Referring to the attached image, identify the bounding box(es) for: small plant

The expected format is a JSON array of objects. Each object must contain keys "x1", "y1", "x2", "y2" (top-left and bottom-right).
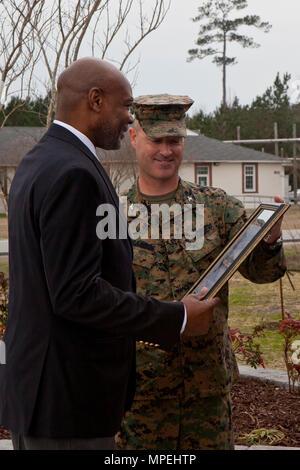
[
  {"x1": 278, "y1": 312, "x2": 300, "y2": 392},
  {"x1": 0, "y1": 272, "x2": 8, "y2": 340},
  {"x1": 229, "y1": 326, "x2": 265, "y2": 369},
  {"x1": 238, "y1": 428, "x2": 285, "y2": 446},
  {"x1": 291, "y1": 340, "x2": 300, "y2": 373}
]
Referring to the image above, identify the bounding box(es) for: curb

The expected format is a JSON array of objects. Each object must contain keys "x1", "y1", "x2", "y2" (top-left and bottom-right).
[
  {"x1": 0, "y1": 440, "x2": 12, "y2": 450},
  {"x1": 238, "y1": 365, "x2": 300, "y2": 391},
  {"x1": 0, "y1": 441, "x2": 299, "y2": 451},
  {"x1": 235, "y1": 445, "x2": 300, "y2": 450}
]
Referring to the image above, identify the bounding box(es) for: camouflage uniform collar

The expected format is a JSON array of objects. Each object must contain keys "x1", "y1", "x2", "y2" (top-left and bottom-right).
[
  {"x1": 127, "y1": 178, "x2": 196, "y2": 206},
  {"x1": 176, "y1": 179, "x2": 198, "y2": 206}
]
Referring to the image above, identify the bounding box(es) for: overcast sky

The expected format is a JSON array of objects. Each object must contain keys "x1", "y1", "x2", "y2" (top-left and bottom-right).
[
  {"x1": 128, "y1": 0, "x2": 300, "y2": 116},
  {"x1": 4, "y1": 0, "x2": 299, "y2": 116}
]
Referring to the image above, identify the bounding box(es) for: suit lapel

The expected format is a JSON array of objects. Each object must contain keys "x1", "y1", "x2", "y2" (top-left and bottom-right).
[{"x1": 46, "y1": 123, "x2": 120, "y2": 210}]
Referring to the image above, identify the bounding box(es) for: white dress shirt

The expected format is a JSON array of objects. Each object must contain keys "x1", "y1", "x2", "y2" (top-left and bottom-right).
[{"x1": 53, "y1": 119, "x2": 99, "y2": 161}]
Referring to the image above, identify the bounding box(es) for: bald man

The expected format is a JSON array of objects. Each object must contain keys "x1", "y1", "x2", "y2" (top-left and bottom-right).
[{"x1": 0, "y1": 58, "x2": 219, "y2": 450}]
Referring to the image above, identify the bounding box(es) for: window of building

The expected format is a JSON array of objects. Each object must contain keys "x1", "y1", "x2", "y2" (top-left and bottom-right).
[
  {"x1": 195, "y1": 164, "x2": 211, "y2": 186},
  {"x1": 243, "y1": 164, "x2": 258, "y2": 193}
]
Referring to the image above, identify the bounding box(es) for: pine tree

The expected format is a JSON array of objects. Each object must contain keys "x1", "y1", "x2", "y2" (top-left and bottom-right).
[
  {"x1": 187, "y1": 73, "x2": 297, "y2": 158},
  {"x1": 187, "y1": 0, "x2": 271, "y2": 108}
]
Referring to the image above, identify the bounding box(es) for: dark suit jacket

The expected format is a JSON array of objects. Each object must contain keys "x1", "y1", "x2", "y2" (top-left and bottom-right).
[{"x1": 0, "y1": 123, "x2": 184, "y2": 437}]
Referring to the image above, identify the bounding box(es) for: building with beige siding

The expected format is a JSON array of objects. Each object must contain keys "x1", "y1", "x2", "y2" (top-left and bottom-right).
[
  {"x1": 0, "y1": 127, "x2": 291, "y2": 212},
  {"x1": 100, "y1": 132, "x2": 291, "y2": 208}
]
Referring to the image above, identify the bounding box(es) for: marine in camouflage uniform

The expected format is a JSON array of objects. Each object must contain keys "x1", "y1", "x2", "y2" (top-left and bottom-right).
[{"x1": 117, "y1": 95, "x2": 286, "y2": 450}]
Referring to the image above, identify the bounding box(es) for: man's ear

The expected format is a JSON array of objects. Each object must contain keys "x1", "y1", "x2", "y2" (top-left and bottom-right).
[
  {"x1": 88, "y1": 87, "x2": 103, "y2": 112},
  {"x1": 129, "y1": 127, "x2": 137, "y2": 149}
]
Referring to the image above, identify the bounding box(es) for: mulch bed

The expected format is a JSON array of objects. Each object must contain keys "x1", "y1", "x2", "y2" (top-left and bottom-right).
[
  {"x1": 0, "y1": 425, "x2": 10, "y2": 440},
  {"x1": 1, "y1": 377, "x2": 299, "y2": 447},
  {"x1": 232, "y1": 377, "x2": 300, "y2": 447}
]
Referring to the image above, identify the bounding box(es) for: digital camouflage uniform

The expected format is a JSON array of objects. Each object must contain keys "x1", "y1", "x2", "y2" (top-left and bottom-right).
[{"x1": 117, "y1": 179, "x2": 286, "y2": 450}]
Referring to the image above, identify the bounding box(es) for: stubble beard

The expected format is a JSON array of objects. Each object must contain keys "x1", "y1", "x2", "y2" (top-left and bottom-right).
[{"x1": 97, "y1": 123, "x2": 122, "y2": 150}]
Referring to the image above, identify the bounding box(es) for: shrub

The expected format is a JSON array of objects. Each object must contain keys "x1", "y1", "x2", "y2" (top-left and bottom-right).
[
  {"x1": 278, "y1": 312, "x2": 300, "y2": 392},
  {"x1": 229, "y1": 326, "x2": 265, "y2": 369},
  {"x1": 0, "y1": 272, "x2": 8, "y2": 340}
]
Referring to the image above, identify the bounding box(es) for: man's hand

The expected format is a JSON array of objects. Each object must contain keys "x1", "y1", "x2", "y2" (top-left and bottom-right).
[
  {"x1": 263, "y1": 195, "x2": 284, "y2": 244},
  {"x1": 182, "y1": 288, "x2": 220, "y2": 337}
]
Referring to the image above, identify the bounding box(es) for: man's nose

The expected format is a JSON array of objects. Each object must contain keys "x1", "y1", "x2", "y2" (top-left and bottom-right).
[
  {"x1": 159, "y1": 142, "x2": 172, "y2": 156},
  {"x1": 128, "y1": 112, "x2": 134, "y2": 124}
]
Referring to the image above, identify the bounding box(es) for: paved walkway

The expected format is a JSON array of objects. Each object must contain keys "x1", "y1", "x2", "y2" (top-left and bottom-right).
[
  {"x1": 0, "y1": 240, "x2": 8, "y2": 255},
  {"x1": 0, "y1": 365, "x2": 299, "y2": 451},
  {"x1": 282, "y1": 229, "x2": 300, "y2": 242},
  {"x1": 238, "y1": 365, "x2": 299, "y2": 390},
  {"x1": 0, "y1": 440, "x2": 11, "y2": 450}
]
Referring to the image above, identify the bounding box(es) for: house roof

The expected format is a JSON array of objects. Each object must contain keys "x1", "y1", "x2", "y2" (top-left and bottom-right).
[
  {"x1": 182, "y1": 134, "x2": 289, "y2": 163},
  {"x1": 99, "y1": 133, "x2": 289, "y2": 165},
  {"x1": 0, "y1": 126, "x2": 290, "y2": 166},
  {"x1": 0, "y1": 127, "x2": 45, "y2": 165}
]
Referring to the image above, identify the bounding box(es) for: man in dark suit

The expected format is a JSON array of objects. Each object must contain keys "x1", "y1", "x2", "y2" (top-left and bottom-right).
[{"x1": 0, "y1": 58, "x2": 219, "y2": 450}]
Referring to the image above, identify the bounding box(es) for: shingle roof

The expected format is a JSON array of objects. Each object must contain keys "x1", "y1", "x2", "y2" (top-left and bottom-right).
[
  {"x1": 183, "y1": 134, "x2": 288, "y2": 163},
  {"x1": 0, "y1": 126, "x2": 289, "y2": 165},
  {"x1": 99, "y1": 133, "x2": 288, "y2": 164},
  {"x1": 0, "y1": 127, "x2": 45, "y2": 165}
]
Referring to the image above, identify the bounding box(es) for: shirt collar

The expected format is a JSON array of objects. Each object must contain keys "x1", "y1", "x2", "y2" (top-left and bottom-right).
[{"x1": 53, "y1": 119, "x2": 99, "y2": 161}]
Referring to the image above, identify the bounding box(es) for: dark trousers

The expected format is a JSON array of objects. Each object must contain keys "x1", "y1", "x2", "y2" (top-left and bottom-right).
[{"x1": 11, "y1": 432, "x2": 115, "y2": 450}]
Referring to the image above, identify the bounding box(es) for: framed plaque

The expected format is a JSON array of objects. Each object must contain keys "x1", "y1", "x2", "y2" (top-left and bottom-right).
[{"x1": 182, "y1": 202, "x2": 290, "y2": 300}]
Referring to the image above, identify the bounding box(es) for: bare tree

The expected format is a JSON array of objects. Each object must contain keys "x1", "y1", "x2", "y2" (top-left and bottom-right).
[
  {"x1": 1, "y1": 0, "x2": 170, "y2": 128},
  {"x1": 29, "y1": 0, "x2": 170, "y2": 127},
  {"x1": 29, "y1": 0, "x2": 110, "y2": 127},
  {"x1": 106, "y1": 159, "x2": 138, "y2": 195},
  {"x1": 93, "y1": 0, "x2": 170, "y2": 85},
  {"x1": 0, "y1": 0, "x2": 43, "y2": 129},
  {"x1": 0, "y1": 168, "x2": 12, "y2": 215}
]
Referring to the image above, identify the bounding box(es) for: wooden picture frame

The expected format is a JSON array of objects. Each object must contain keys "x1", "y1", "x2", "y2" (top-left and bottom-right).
[{"x1": 182, "y1": 202, "x2": 290, "y2": 300}]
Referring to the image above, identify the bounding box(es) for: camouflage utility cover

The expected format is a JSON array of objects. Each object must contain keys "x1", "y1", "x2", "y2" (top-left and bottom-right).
[{"x1": 132, "y1": 94, "x2": 194, "y2": 138}]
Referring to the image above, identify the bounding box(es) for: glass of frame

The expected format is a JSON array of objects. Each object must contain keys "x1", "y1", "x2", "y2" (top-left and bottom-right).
[{"x1": 182, "y1": 202, "x2": 290, "y2": 300}]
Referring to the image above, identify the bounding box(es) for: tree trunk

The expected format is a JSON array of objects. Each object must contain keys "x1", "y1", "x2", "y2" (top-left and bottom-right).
[{"x1": 222, "y1": 32, "x2": 227, "y2": 108}]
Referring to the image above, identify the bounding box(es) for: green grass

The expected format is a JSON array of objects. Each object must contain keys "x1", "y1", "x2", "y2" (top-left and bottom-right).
[
  {"x1": 230, "y1": 286, "x2": 259, "y2": 307},
  {"x1": 284, "y1": 246, "x2": 300, "y2": 272},
  {"x1": 229, "y1": 267, "x2": 300, "y2": 370},
  {"x1": 0, "y1": 217, "x2": 7, "y2": 239},
  {"x1": 254, "y1": 330, "x2": 286, "y2": 368},
  {"x1": 0, "y1": 264, "x2": 8, "y2": 276}
]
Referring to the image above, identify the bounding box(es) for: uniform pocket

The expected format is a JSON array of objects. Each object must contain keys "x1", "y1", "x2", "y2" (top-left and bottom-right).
[
  {"x1": 132, "y1": 240, "x2": 155, "y2": 268},
  {"x1": 187, "y1": 230, "x2": 222, "y2": 270}
]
